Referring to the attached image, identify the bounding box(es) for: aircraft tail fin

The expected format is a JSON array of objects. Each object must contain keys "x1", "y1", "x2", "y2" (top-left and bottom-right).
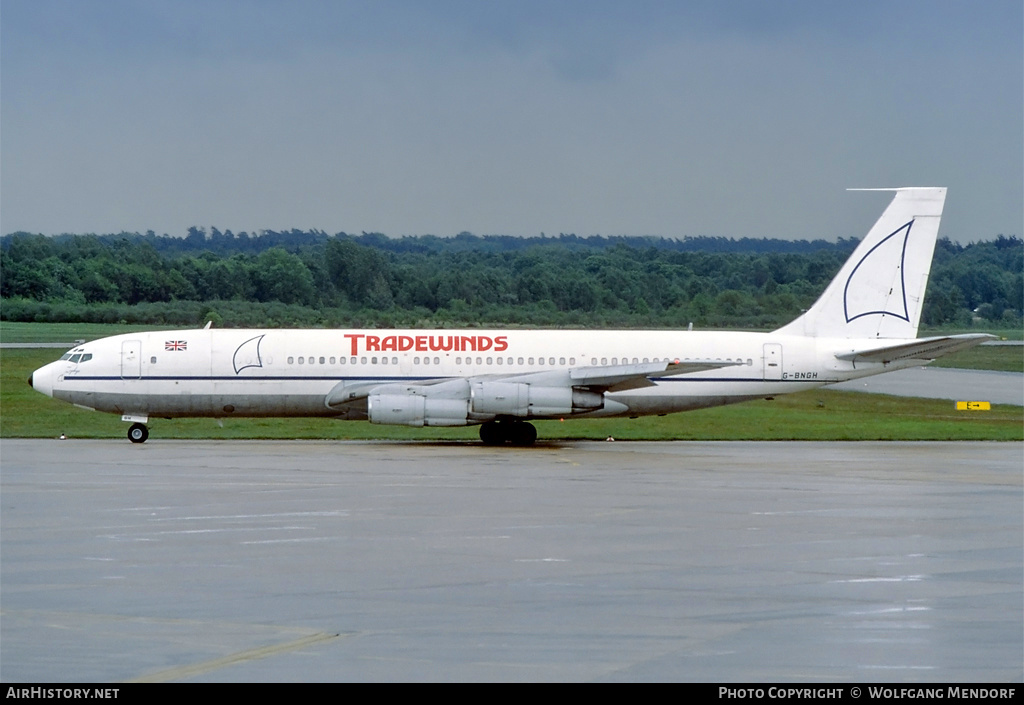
[{"x1": 774, "y1": 188, "x2": 946, "y2": 340}]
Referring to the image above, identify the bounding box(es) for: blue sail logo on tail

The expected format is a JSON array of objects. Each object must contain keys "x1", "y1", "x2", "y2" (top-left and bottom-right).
[{"x1": 843, "y1": 220, "x2": 913, "y2": 324}]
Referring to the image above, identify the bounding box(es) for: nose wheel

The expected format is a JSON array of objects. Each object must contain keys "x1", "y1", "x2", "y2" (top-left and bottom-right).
[{"x1": 128, "y1": 423, "x2": 149, "y2": 443}]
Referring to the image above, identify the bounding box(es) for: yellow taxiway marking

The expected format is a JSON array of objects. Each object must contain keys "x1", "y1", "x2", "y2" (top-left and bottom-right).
[{"x1": 127, "y1": 631, "x2": 342, "y2": 683}]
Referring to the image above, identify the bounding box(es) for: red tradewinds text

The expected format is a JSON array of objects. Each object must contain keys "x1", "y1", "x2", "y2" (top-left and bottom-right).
[{"x1": 344, "y1": 334, "x2": 509, "y2": 355}]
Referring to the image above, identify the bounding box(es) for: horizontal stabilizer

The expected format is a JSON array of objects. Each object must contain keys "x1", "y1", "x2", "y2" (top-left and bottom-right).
[{"x1": 834, "y1": 334, "x2": 996, "y2": 364}]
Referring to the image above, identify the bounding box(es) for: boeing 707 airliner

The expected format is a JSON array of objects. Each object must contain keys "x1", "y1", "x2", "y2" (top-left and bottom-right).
[{"x1": 29, "y1": 188, "x2": 993, "y2": 445}]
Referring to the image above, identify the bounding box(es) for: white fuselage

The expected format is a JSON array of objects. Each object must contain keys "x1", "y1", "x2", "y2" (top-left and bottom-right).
[{"x1": 31, "y1": 327, "x2": 904, "y2": 423}]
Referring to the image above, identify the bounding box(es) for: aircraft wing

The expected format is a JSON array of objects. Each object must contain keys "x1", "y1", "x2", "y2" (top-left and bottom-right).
[
  {"x1": 325, "y1": 358, "x2": 743, "y2": 408},
  {"x1": 570, "y1": 359, "x2": 743, "y2": 392},
  {"x1": 468, "y1": 358, "x2": 744, "y2": 393},
  {"x1": 325, "y1": 380, "x2": 392, "y2": 408},
  {"x1": 833, "y1": 334, "x2": 996, "y2": 365}
]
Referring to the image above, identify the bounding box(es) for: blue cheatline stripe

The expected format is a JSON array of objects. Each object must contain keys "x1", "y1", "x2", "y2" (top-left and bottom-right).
[{"x1": 66, "y1": 375, "x2": 428, "y2": 383}]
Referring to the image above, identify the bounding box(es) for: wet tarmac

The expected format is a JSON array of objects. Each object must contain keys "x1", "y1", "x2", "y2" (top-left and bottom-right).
[
  {"x1": 832, "y1": 367, "x2": 1023, "y2": 406},
  {"x1": 1, "y1": 439, "x2": 1021, "y2": 682}
]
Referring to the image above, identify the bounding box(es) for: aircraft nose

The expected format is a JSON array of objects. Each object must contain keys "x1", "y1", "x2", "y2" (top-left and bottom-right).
[{"x1": 29, "y1": 364, "x2": 55, "y2": 397}]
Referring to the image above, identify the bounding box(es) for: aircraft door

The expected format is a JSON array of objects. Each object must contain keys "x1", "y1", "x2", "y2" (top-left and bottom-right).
[
  {"x1": 763, "y1": 343, "x2": 782, "y2": 381},
  {"x1": 121, "y1": 340, "x2": 142, "y2": 379}
]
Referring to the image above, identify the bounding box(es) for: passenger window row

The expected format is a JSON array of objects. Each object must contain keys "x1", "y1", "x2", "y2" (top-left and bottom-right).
[{"x1": 281, "y1": 356, "x2": 581, "y2": 367}]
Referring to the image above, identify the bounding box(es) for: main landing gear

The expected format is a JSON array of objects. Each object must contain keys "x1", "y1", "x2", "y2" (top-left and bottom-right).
[
  {"x1": 479, "y1": 420, "x2": 538, "y2": 447},
  {"x1": 128, "y1": 423, "x2": 149, "y2": 444}
]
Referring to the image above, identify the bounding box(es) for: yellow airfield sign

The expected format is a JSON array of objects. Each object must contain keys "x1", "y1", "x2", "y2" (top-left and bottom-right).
[{"x1": 956, "y1": 401, "x2": 992, "y2": 411}]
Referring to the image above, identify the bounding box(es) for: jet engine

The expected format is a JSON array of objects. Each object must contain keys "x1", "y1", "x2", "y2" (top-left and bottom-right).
[
  {"x1": 470, "y1": 381, "x2": 603, "y2": 417},
  {"x1": 366, "y1": 381, "x2": 604, "y2": 427},
  {"x1": 367, "y1": 394, "x2": 469, "y2": 427}
]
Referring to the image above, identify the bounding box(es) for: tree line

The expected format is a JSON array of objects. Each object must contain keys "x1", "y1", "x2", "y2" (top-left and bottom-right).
[{"x1": 1, "y1": 230, "x2": 1020, "y2": 330}]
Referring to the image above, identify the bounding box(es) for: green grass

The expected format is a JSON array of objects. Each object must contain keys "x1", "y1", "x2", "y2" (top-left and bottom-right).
[
  {"x1": 920, "y1": 326, "x2": 1023, "y2": 341},
  {"x1": 0, "y1": 321, "x2": 172, "y2": 343},
  {"x1": 4, "y1": 347, "x2": 1020, "y2": 442},
  {"x1": 929, "y1": 345, "x2": 1023, "y2": 373}
]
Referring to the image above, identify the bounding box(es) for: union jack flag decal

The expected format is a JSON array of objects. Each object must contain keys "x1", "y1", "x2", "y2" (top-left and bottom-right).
[{"x1": 165, "y1": 340, "x2": 188, "y2": 351}]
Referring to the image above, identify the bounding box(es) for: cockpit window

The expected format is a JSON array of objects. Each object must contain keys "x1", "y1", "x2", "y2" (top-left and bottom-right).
[
  {"x1": 60, "y1": 353, "x2": 73, "y2": 360},
  {"x1": 69, "y1": 354, "x2": 82, "y2": 363}
]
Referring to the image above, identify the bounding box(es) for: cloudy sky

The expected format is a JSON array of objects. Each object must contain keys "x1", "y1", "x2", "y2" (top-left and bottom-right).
[{"x1": 2, "y1": 1, "x2": 1021, "y2": 242}]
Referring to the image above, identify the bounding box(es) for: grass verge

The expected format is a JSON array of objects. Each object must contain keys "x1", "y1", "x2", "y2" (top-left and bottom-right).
[{"x1": 927, "y1": 344, "x2": 1022, "y2": 373}]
